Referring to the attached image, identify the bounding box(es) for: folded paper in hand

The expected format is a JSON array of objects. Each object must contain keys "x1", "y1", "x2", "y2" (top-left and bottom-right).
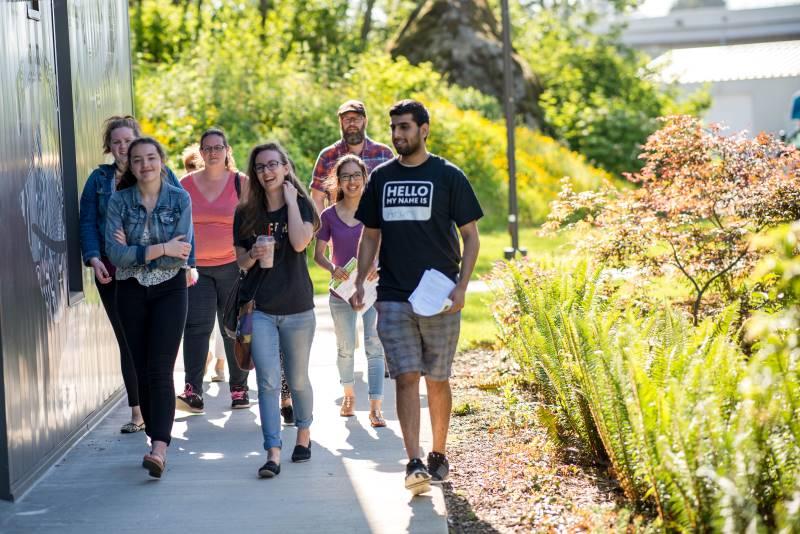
[
  {"x1": 330, "y1": 257, "x2": 377, "y2": 312},
  {"x1": 409, "y1": 269, "x2": 455, "y2": 316}
]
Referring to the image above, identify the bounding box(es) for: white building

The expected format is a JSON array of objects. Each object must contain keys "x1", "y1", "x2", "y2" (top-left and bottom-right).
[
  {"x1": 612, "y1": 2, "x2": 800, "y2": 136},
  {"x1": 651, "y1": 40, "x2": 800, "y2": 135}
]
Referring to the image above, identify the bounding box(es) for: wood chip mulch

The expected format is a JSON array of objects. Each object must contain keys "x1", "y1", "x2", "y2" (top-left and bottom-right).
[{"x1": 443, "y1": 348, "x2": 655, "y2": 533}]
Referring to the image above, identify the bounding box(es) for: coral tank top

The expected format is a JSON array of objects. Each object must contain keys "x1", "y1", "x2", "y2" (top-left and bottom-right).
[{"x1": 181, "y1": 172, "x2": 239, "y2": 267}]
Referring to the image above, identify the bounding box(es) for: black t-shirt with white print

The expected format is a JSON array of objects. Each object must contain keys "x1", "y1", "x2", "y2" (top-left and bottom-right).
[
  {"x1": 355, "y1": 154, "x2": 484, "y2": 302},
  {"x1": 233, "y1": 197, "x2": 315, "y2": 315}
]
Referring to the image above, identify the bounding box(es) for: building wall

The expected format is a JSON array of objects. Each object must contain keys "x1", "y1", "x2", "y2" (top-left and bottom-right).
[
  {"x1": 0, "y1": 0, "x2": 131, "y2": 500},
  {"x1": 683, "y1": 77, "x2": 800, "y2": 135}
]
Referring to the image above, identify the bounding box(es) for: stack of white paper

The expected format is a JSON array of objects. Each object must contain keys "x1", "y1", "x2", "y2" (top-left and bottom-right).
[
  {"x1": 330, "y1": 257, "x2": 378, "y2": 312},
  {"x1": 409, "y1": 269, "x2": 455, "y2": 316}
]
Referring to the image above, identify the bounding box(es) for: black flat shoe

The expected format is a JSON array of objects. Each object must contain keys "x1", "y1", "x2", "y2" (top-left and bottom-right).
[
  {"x1": 291, "y1": 443, "x2": 311, "y2": 463},
  {"x1": 281, "y1": 405, "x2": 295, "y2": 425},
  {"x1": 258, "y1": 460, "x2": 281, "y2": 478}
]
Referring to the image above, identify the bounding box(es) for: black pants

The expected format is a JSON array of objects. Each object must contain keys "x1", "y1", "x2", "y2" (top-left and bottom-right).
[
  {"x1": 183, "y1": 262, "x2": 248, "y2": 392},
  {"x1": 116, "y1": 272, "x2": 187, "y2": 445},
  {"x1": 96, "y1": 276, "x2": 139, "y2": 407}
]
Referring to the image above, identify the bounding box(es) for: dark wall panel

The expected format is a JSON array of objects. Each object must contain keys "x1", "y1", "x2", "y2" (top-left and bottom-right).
[{"x1": 0, "y1": 0, "x2": 132, "y2": 499}]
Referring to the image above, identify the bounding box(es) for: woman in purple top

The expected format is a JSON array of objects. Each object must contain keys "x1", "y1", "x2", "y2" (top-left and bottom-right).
[{"x1": 314, "y1": 155, "x2": 386, "y2": 426}]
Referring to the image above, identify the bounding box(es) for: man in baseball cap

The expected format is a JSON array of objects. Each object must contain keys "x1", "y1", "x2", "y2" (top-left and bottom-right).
[{"x1": 309, "y1": 100, "x2": 394, "y2": 214}]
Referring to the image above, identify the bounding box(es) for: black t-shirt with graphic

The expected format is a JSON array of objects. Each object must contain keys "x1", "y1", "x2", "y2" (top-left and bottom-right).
[
  {"x1": 355, "y1": 154, "x2": 483, "y2": 302},
  {"x1": 233, "y1": 197, "x2": 315, "y2": 315}
]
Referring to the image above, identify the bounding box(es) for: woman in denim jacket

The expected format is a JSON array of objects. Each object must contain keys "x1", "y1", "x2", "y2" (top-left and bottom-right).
[
  {"x1": 105, "y1": 137, "x2": 193, "y2": 479},
  {"x1": 78, "y1": 116, "x2": 190, "y2": 434}
]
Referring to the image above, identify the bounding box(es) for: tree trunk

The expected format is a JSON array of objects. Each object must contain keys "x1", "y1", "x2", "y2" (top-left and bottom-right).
[
  {"x1": 360, "y1": 0, "x2": 377, "y2": 47},
  {"x1": 194, "y1": 0, "x2": 203, "y2": 42},
  {"x1": 389, "y1": 0, "x2": 544, "y2": 128}
]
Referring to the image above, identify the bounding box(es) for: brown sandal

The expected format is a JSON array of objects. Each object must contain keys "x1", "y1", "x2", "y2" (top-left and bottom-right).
[
  {"x1": 142, "y1": 452, "x2": 166, "y2": 478},
  {"x1": 369, "y1": 411, "x2": 386, "y2": 428},
  {"x1": 340, "y1": 395, "x2": 355, "y2": 417}
]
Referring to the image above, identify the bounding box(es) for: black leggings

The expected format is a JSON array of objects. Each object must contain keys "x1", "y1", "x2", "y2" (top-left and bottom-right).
[
  {"x1": 183, "y1": 262, "x2": 248, "y2": 392},
  {"x1": 116, "y1": 272, "x2": 187, "y2": 445},
  {"x1": 96, "y1": 275, "x2": 139, "y2": 407}
]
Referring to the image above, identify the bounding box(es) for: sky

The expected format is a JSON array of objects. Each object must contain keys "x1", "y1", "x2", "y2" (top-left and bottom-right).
[{"x1": 636, "y1": 0, "x2": 800, "y2": 17}]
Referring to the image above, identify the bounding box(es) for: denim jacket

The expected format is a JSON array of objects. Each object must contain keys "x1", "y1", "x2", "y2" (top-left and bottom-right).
[
  {"x1": 104, "y1": 180, "x2": 194, "y2": 271},
  {"x1": 79, "y1": 164, "x2": 195, "y2": 265}
]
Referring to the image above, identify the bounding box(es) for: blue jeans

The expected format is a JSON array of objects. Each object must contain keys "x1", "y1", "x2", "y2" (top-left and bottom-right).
[
  {"x1": 329, "y1": 295, "x2": 385, "y2": 400},
  {"x1": 251, "y1": 309, "x2": 315, "y2": 450}
]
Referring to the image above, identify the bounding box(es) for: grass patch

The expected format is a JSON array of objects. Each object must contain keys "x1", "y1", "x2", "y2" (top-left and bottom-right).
[
  {"x1": 474, "y1": 226, "x2": 573, "y2": 278},
  {"x1": 459, "y1": 292, "x2": 498, "y2": 350},
  {"x1": 308, "y1": 226, "x2": 570, "y2": 295}
]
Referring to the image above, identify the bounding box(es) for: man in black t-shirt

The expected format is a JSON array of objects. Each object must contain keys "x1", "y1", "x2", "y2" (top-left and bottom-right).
[{"x1": 352, "y1": 100, "x2": 482, "y2": 496}]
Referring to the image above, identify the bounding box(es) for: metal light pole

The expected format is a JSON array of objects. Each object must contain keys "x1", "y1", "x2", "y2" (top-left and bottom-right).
[{"x1": 500, "y1": 0, "x2": 522, "y2": 260}]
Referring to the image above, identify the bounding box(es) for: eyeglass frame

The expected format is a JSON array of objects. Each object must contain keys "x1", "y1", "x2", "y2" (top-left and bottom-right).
[
  {"x1": 200, "y1": 144, "x2": 226, "y2": 154},
  {"x1": 340, "y1": 114, "x2": 365, "y2": 125},
  {"x1": 254, "y1": 160, "x2": 285, "y2": 174},
  {"x1": 339, "y1": 172, "x2": 365, "y2": 183}
]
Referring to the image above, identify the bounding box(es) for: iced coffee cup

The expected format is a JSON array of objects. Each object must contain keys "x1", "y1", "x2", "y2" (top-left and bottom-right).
[{"x1": 256, "y1": 235, "x2": 275, "y2": 268}]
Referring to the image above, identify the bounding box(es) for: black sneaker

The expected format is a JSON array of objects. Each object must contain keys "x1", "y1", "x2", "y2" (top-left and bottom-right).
[
  {"x1": 176, "y1": 384, "x2": 204, "y2": 413},
  {"x1": 405, "y1": 458, "x2": 431, "y2": 495},
  {"x1": 231, "y1": 385, "x2": 250, "y2": 409},
  {"x1": 281, "y1": 404, "x2": 295, "y2": 425},
  {"x1": 427, "y1": 452, "x2": 449, "y2": 483},
  {"x1": 258, "y1": 460, "x2": 280, "y2": 478}
]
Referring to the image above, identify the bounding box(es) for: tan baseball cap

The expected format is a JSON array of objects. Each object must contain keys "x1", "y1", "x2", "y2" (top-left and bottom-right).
[{"x1": 337, "y1": 99, "x2": 367, "y2": 116}]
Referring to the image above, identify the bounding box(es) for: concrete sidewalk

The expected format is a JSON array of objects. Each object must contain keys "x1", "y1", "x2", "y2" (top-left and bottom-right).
[{"x1": 0, "y1": 295, "x2": 447, "y2": 533}]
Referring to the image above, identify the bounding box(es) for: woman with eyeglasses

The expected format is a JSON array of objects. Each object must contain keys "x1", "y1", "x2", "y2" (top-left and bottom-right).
[
  {"x1": 105, "y1": 137, "x2": 193, "y2": 478},
  {"x1": 234, "y1": 141, "x2": 319, "y2": 478},
  {"x1": 314, "y1": 154, "x2": 385, "y2": 426},
  {"x1": 79, "y1": 115, "x2": 190, "y2": 435},
  {"x1": 177, "y1": 128, "x2": 254, "y2": 413}
]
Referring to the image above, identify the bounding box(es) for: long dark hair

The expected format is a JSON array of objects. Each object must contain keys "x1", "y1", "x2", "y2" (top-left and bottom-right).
[
  {"x1": 325, "y1": 154, "x2": 368, "y2": 203},
  {"x1": 236, "y1": 141, "x2": 320, "y2": 238},
  {"x1": 117, "y1": 137, "x2": 167, "y2": 190}
]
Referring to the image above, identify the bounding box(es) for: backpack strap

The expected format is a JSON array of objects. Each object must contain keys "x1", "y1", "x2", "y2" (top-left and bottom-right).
[{"x1": 234, "y1": 172, "x2": 242, "y2": 199}]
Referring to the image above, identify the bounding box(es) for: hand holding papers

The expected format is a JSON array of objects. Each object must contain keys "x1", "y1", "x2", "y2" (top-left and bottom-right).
[
  {"x1": 331, "y1": 258, "x2": 377, "y2": 312},
  {"x1": 409, "y1": 269, "x2": 456, "y2": 316}
]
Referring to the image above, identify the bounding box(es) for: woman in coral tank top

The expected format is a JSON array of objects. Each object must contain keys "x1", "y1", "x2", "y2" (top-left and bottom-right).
[{"x1": 177, "y1": 128, "x2": 252, "y2": 412}]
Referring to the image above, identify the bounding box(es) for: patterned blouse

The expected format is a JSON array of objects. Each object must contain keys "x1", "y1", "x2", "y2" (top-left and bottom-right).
[{"x1": 116, "y1": 215, "x2": 181, "y2": 286}]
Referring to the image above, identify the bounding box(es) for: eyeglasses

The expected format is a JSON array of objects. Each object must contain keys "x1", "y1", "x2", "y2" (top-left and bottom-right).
[
  {"x1": 339, "y1": 172, "x2": 364, "y2": 183},
  {"x1": 201, "y1": 145, "x2": 226, "y2": 154},
  {"x1": 255, "y1": 160, "x2": 284, "y2": 173},
  {"x1": 341, "y1": 116, "x2": 364, "y2": 125}
]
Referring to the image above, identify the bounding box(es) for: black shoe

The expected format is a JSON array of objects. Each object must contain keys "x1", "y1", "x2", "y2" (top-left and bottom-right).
[
  {"x1": 176, "y1": 384, "x2": 204, "y2": 413},
  {"x1": 231, "y1": 385, "x2": 250, "y2": 409},
  {"x1": 405, "y1": 458, "x2": 431, "y2": 495},
  {"x1": 281, "y1": 405, "x2": 295, "y2": 425},
  {"x1": 427, "y1": 452, "x2": 450, "y2": 483},
  {"x1": 258, "y1": 460, "x2": 281, "y2": 478},
  {"x1": 291, "y1": 442, "x2": 311, "y2": 463}
]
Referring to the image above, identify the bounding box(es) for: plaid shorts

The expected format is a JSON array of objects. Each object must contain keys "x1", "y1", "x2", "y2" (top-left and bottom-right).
[{"x1": 374, "y1": 301, "x2": 461, "y2": 381}]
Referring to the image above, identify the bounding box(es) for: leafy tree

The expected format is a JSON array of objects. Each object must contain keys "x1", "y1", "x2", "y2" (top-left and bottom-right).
[
  {"x1": 546, "y1": 115, "x2": 800, "y2": 324},
  {"x1": 515, "y1": 8, "x2": 709, "y2": 176}
]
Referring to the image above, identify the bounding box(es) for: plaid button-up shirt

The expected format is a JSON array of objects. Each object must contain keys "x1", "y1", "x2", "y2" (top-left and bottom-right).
[{"x1": 309, "y1": 137, "x2": 394, "y2": 194}]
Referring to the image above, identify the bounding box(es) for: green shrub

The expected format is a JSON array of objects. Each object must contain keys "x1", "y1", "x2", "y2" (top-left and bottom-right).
[
  {"x1": 491, "y1": 257, "x2": 800, "y2": 531},
  {"x1": 135, "y1": 34, "x2": 608, "y2": 229}
]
